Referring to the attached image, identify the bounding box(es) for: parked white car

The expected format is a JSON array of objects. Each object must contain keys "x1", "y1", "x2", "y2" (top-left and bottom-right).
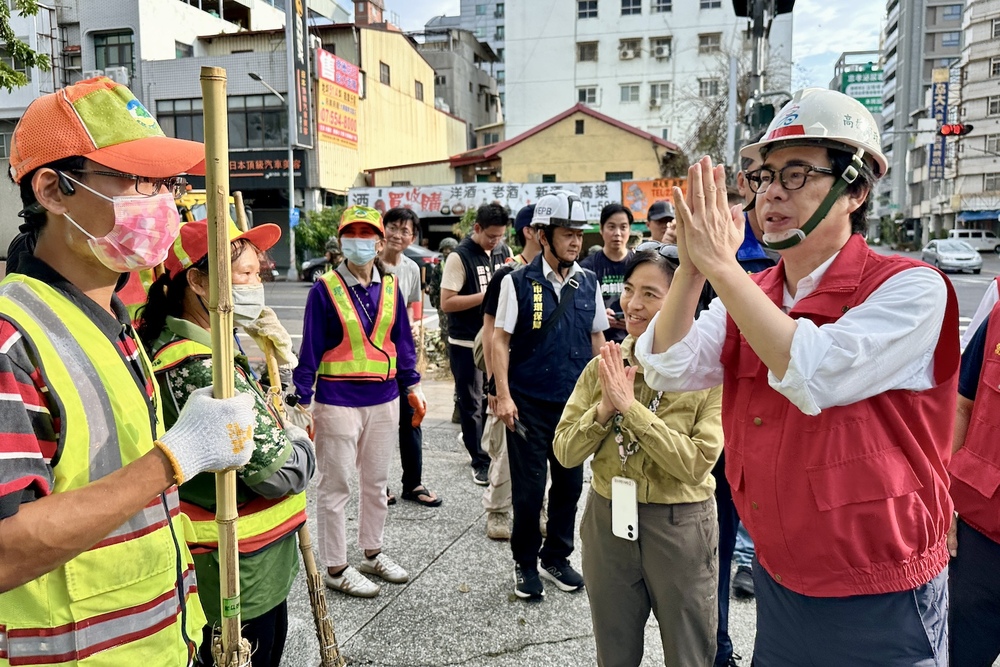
[{"x1": 921, "y1": 239, "x2": 983, "y2": 274}]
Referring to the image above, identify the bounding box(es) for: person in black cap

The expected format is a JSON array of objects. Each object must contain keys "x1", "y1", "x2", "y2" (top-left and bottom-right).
[{"x1": 646, "y1": 200, "x2": 676, "y2": 243}]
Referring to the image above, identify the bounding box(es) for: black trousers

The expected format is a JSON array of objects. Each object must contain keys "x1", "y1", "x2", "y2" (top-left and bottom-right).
[
  {"x1": 713, "y1": 454, "x2": 741, "y2": 667},
  {"x1": 448, "y1": 344, "x2": 489, "y2": 469},
  {"x1": 506, "y1": 390, "x2": 583, "y2": 569},
  {"x1": 397, "y1": 382, "x2": 423, "y2": 491},
  {"x1": 197, "y1": 600, "x2": 288, "y2": 667},
  {"x1": 949, "y1": 518, "x2": 1000, "y2": 667}
]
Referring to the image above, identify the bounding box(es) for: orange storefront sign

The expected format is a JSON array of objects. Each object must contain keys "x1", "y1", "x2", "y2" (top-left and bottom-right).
[{"x1": 622, "y1": 178, "x2": 687, "y2": 219}]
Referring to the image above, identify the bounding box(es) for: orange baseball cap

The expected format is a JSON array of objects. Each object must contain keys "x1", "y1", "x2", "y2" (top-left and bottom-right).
[
  {"x1": 9, "y1": 76, "x2": 205, "y2": 184},
  {"x1": 338, "y1": 206, "x2": 385, "y2": 236},
  {"x1": 163, "y1": 220, "x2": 282, "y2": 277}
]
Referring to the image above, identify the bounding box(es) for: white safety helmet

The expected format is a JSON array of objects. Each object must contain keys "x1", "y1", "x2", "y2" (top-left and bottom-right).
[
  {"x1": 740, "y1": 88, "x2": 887, "y2": 177},
  {"x1": 531, "y1": 191, "x2": 589, "y2": 230}
]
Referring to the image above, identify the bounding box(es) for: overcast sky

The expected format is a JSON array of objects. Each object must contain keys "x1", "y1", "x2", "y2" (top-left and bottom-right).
[{"x1": 383, "y1": 0, "x2": 885, "y2": 88}]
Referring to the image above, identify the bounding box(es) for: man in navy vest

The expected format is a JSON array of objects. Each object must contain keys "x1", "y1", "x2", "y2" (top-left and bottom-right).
[
  {"x1": 493, "y1": 191, "x2": 608, "y2": 600},
  {"x1": 440, "y1": 203, "x2": 511, "y2": 484}
]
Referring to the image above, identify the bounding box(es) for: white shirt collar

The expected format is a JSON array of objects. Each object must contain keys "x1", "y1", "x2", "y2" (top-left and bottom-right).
[
  {"x1": 781, "y1": 250, "x2": 839, "y2": 310},
  {"x1": 541, "y1": 253, "x2": 582, "y2": 285}
]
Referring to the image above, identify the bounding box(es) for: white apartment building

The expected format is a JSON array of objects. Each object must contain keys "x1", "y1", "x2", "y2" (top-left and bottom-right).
[
  {"x1": 424, "y1": 0, "x2": 507, "y2": 106},
  {"x1": 952, "y1": 0, "x2": 1000, "y2": 229},
  {"x1": 503, "y1": 0, "x2": 792, "y2": 153}
]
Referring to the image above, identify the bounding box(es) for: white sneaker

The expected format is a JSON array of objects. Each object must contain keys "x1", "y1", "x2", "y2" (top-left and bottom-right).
[
  {"x1": 324, "y1": 565, "x2": 380, "y2": 598},
  {"x1": 359, "y1": 552, "x2": 409, "y2": 584}
]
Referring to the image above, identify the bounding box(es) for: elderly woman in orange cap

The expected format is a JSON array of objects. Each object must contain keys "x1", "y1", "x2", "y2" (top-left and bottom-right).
[{"x1": 137, "y1": 220, "x2": 315, "y2": 667}]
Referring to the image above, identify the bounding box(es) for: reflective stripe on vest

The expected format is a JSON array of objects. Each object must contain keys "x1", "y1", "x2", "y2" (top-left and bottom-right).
[
  {"x1": 152, "y1": 336, "x2": 308, "y2": 556},
  {"x1": 318, "y1": 271, "x2": 398, "y2": 381},
  {"x1": 181, "y1": 493, "x2": 307, "y2": 555},
  {"x1": 0, "y1": 276, "x2": 204, "y2": 667},
  {"x1": 1, "y1": 566, "x2": 197, "y2": 665}
]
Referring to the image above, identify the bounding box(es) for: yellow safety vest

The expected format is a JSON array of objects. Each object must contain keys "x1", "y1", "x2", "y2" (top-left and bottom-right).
[
  {"x1": 317, "y1": 271, "x2": 398, "y2": 381},
  {"x1": 0, "y1": 275, "x2": 205, "y2": 667},
  {"x1": 151, "y1": 338, "x2": 307, "y2": 556}
]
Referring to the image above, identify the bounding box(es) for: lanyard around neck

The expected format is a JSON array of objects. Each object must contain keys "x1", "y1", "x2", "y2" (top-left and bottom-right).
[{"x1": 614, "y1": 389, "x2": 663, "y2": 471}]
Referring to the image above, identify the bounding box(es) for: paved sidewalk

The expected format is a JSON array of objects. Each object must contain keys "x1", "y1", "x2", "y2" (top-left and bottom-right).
[{"x1": 278, "y1": 376, "x2": 759, "y2": 666}]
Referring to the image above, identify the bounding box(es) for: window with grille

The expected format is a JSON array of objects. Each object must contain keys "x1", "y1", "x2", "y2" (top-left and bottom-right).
[
  {"x1": 0, "y1": 120, "x2": 15, "y2": 159},
  {"x1": 577, "y1": 42, "x2": 598, "y2": 62},
  {"x1": 699, "y1": 79, "x2": 721, "y2": 97},
  {"x1": 94, "y1": 30, "x2": 134, "y2": 73},
  {"x1": 619, "y1": 38, "x2": 641, "y2": 53},
  {"x1": 699, "y1": 33, "x2": 721, "y2": 54},
  {"x1": 651, "y1": 36, "x2": 672, "y2": 59},
  {"x1": 991, "y1": 57, "x2": 1000, "y2": 78},
  {"x1": 989, "y1": 96, "x2": 1000, "y2": 116},
  {"x1": 652, "y1": 0, "x2": 672, "y2": 12},
  {"x1": 380, "y1": 61, "x2": 390, "y2": 85},
  {"x1": 620, "y1": 84, "x2": 640, "y2": 103},
  {"x1": 621, "y1": 0, "x2": 641, "y2": 15},
  {"x1": 415, "y1": 81, "x2": 424, "y2": 101},
  {"x1": 700, "y1": 0, "x2": 721, "y2": 8},
  {"x1": 578, "y1": 86, "x2": 597, "y2": 104},
  {"x1": 994, "y1": 18, "x2": 1000, "y2": 39},
  {"x1": 985, "y1": 173, "x2": 1000, "y2": 191},
  {"x1": 577, "y1": 0, "x2": 598, "y2": 18},
  {"x1": 650, "y1": 82, "x2": 671, "y2": 101}
]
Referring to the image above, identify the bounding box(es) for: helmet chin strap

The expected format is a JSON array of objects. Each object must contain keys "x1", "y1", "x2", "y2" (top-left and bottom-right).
[{"x1": 761, "y1": 151, "x2": 865, "y2": 251}]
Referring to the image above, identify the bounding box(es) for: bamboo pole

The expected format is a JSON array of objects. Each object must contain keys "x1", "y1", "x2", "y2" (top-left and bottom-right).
[
  {"x1": 233, "y1": 191, "x2": 248, "y2": 233},
  {"x1": 260, "y1": 340, "x2": 346, "y2": 667},
  {"x1": 201, "y1": 65, "x2": 252, "y2": 667}
]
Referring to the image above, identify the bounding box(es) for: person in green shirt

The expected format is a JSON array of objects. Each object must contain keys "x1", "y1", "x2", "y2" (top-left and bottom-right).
[
  {"x1": 553, "y1": 246, "x2": 723, "y2": 667},
  {"x1": 137, "y1": 220, "x2": 315, "y2": 667}
]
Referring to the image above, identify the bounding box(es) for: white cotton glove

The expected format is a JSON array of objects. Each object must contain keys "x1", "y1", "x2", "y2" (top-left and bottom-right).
[
  {"x1": 156, "y1": 386, "x2": 256, "y2": 484},
  {"x1": 241, "y1": 307, "x2": 298, "y2": 368},
  {"x1": 283, "y1": 402, "x2": 315, "y2": 440}
]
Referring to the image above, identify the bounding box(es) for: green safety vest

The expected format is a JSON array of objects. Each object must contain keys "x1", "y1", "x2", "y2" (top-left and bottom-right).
[
  {"x1": 151, "y1": 338, "x2": 306, "y2": 556},
  {"x1": 0, "y1": 275, "x2": 205, "y2": 667}
]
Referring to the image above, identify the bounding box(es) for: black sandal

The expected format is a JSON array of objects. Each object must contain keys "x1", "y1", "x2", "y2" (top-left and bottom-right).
[{"x1": 401, "y1": 486, "x2": 442, "y2": 507}]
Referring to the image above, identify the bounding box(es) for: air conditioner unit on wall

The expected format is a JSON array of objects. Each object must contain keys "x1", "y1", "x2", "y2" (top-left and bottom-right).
[
  {"x1": 619, "y1": 49, "x2": 636, "y2": 60},
  {"x1": 649, "y1": 97, "x2": 661, "y2": 108},
  {"x1": 653, "y1": 46, "x2": 670, "y2": 59},
  {"x1": 103, "y1": 66, "x2": 129, "y2": 86},
  {"x1": 82, "y1": 69, "x2": 103, "y2": 80}
]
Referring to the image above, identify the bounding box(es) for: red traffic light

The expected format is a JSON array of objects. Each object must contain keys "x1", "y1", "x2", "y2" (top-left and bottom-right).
[{"x1": 938, "y1": 123, "x2": 974, "y2": 136}]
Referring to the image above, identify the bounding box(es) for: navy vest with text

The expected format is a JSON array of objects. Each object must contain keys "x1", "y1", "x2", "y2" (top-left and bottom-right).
[
  {"x1": 450, "y1": 236, "x2": 510, "y2": 342},
  {"x1": 508, "y1": 254, "x2": 597, "y2": 403}
]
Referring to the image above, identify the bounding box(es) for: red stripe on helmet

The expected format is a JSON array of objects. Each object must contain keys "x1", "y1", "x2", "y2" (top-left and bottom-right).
[{"x1": 766, "y1": 125, "x2": 806, "y2": 140}]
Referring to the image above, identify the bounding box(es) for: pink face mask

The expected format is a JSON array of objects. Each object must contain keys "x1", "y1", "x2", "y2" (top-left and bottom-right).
[{"x1": 63, "y1": 176, "x2": 181, "y2": 273}]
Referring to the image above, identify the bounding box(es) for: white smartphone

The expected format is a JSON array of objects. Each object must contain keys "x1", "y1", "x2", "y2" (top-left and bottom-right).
[{"x1": 611, "y1": 476, "x2": 638, "y2": 541}]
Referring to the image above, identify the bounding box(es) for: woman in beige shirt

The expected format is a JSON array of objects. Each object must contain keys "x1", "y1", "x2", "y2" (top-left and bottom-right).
[{"x1": 554, "y1": 245, "x2": 723, "y2": 667}]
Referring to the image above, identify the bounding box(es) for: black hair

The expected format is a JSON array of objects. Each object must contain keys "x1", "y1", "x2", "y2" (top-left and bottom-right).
[
  {"x1": 623, "y1": 248, "x2": 676, "y2": 285},
  {"x1": 16, "y1": 155, "x2": 88, "y2": 233},
  {"x1": 515, "y1": 226, "x2": 527, "y2": 248},
  {"x1": 599, "y1": 203, "x2": 633, "y2": 227},
  {"x1": 383, "y1": 207, "x2": 420, "y2": 236},
  {"x1": 136, "y1": 238, "x2": 257, "y2": 349},
  {"x1": 828, "y1": 148, "x2": 876, "y2": 235},
  {"x1": 475, "y1": 202, "x2": 508, "y2": 229}
]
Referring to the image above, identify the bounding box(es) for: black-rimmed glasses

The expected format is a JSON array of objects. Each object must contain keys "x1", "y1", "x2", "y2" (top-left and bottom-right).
[
  {"x1": 745, "y1": 164, "x2": 835, "y2": 194},
  {"x1": 67, "y1": 169, "x2": 188, "y2": 198}
]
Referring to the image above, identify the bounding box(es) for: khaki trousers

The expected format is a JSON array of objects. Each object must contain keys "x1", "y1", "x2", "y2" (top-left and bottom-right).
[
  {"x1": 581, "y1": 488, "x2": 719, "y2": 667},
  {"x1": 481, "y1": 408, "x2": 512, "y2": 513}
]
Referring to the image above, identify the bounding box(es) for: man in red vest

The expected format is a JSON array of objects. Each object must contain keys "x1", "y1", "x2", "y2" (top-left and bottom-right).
[
  {"x1": 949, "y1": 307, "x2": 1000, "y2": 666},
  {"x1": 634, "y1": 88, "x2": 958, "y2": 665}
]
